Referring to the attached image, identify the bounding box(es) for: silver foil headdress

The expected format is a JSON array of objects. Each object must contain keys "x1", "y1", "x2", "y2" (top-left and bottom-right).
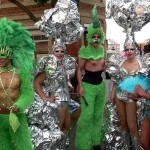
[
  {"x1": 52, "y1": 39, "x2": 66, "y2": 53},
  {"x1": 35, "y1": 0, "x2": 84, "y2": 44},
  {"x1": 106, "y1": 0, "x2": 150, "y2": 46}
]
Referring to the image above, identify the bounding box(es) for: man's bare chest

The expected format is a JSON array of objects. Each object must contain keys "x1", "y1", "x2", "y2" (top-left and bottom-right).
[
  {"x1": 0, "y1": 73, "x2": 20, "y2": 89},
  {"x1": 87, "y1": 59, "x2": 103, "y2": 66}
]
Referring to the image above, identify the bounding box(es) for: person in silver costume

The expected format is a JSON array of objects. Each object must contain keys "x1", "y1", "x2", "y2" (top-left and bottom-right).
[
  {"x1": 110, "y1": 43, "x2": 142, "y2": 150},
  {"x1": 27, "y1": 39, "x2": 76, "y2": 150}
]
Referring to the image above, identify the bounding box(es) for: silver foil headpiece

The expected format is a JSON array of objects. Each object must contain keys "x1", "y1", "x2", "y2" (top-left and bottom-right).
[{"x1": 52, "y1": 39, "x2": 66, "y2": 53}]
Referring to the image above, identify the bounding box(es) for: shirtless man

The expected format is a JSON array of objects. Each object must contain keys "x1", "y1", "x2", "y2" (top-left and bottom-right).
[
  {"x1": 0, "y1": 18, "x2": 35, "y2": 150},
  {"x1": 75, "y1": 5, "x2": 106, "y2": 150}
]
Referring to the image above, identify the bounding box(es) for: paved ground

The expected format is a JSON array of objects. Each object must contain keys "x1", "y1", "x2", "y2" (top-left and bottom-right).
[
  {"x1": 67, "y1": 120, "x2": 77, "y2": 150},
  {"x1": 67, "y1": 107, "x2": 80, "y2": 150}
]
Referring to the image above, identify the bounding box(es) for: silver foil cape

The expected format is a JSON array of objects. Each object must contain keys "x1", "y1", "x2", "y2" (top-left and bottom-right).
[
  {"x1": 27, "y1": 54, "x2": 76, "y2": 149},
  {"x1": 35, "y1": 0, "x2": 84, "y2": 44},
  {"x1": 106, "y1": 0, "x2": 150, "y2": 44}
]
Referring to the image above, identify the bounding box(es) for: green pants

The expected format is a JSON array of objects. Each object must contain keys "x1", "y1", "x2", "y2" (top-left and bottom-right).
[
  {"x1": 76, "y1": 81, "x2": 106, "y2": 150},
  {"x1": 0, "y1": 113, "x2": 33, "y2": 150}
]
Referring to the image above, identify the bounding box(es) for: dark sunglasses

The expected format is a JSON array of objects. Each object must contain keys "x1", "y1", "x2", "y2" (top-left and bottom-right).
[
  {"x1": 92, "y1": 35, "x2": 100, "y2": 38},
  {"x1": 125, "y1": 48, "x2": 135, "y2": 52},
  {"x1": 55, "y1": 50, "x2": 64, "y2": 53}
]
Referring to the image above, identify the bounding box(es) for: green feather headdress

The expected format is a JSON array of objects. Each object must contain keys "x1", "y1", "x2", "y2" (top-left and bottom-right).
[
  {"x1": 0, "y1": 18, "x2": 35, "y2": 73},
  {"x1": 86, "y1": 5, "x2": 105, "y2": 44}
]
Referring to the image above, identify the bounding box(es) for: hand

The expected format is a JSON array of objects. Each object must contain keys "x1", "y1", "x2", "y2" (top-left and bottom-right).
[
  {"x1": 45, "y1": 96, "x2": 59, "y2": 102},
  {"x1": 135, "y1": 85, "x2": 147, "y2": 97},
  {"x1": 110, "y1": 93, "x2": 115, "y2": 104},
  {"x1": 128, "y1": 92, "x2": 140, "y2": 100},
  {"x1": 11, "y1": 105, "x2": 20, "y2": 113},
  {"x1": 77, "y1": 86, "x2": 84, "y2": 97}
]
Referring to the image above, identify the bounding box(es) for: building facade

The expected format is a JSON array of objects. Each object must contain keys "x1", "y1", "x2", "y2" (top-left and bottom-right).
[{"x1": 0, "y1": 0, "x2": 106, "y2": 58}]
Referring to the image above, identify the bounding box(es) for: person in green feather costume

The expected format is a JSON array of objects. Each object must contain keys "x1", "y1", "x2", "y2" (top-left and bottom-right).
[
  {"x1": 75, "y1": 5, "x2": 106, "y2": 150},
  {"x1": 0, "y1": 18, "x2": 35, "y2": 150}
]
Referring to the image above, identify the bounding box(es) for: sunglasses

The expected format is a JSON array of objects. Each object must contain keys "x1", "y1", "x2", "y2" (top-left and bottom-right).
[
  {"x1": 92, "y1": 35, "x2": 100, "y2": 38},
  {"x1": 54, "y1": 50, "x2": 64, "y2": 53},
  {"x1": 125, "y1": 48, "x2": 135, "y2": 52}
]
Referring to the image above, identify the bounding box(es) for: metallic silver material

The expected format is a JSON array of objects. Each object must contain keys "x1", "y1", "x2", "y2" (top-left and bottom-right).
[
  {"x1": 106, "y1": 0, "x2": 150, "y2": 47},
  {"x1": 122, "y1": 131, "x2": 131, "y2": 150},
  {"x1": 27, "y1": 93, "x2": 65, "y2": 149},
  {"x1": 35, "y1": 0, "x2": 84, "y2": 44},
  {"x1": 131, "y1": 137, "x2": 140, "y2": 150},
  {"x1": 27, "y1": 54, "x2": 76, "y2": 149}
]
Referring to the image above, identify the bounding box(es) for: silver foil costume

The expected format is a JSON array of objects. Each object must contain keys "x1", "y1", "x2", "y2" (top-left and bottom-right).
[
  {"x1": 104, "y1": 1, "x2": 150, "y2": 149},
  {"x1": 27, "y1": 54, "x2": 76, "y2": 150},
  {"x1": 102, "y1": 54, "x2": 149, "y2": 150}
]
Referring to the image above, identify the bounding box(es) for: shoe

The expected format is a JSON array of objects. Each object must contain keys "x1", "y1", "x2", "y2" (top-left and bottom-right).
[{"x1": 93, "y1": 145, "x2": 101, "y2": 150}]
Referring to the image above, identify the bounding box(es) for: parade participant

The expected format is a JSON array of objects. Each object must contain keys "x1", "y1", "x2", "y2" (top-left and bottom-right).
[
  {"x1": 129, "y1": 48, "x2": 150, "y2": 150},
  {"x1": 27, "y1": 39, "x2": 76, "y2": 149},
  {"x1": 110, "y1": 42, "x2": 142, "y2": 150},
  {"x1": 134, "y1": 85, "x2": 150, "y2": 150},
  {"x1": 0, "y1": 18, "x2": 35, "y2": 150},
  {"x1": 75, "y1": 5, "x2": 106, "y2": 150}
]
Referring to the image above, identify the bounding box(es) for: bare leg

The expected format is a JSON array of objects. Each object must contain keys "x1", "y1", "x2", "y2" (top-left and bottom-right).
[
  {"x1": 58, "y1": 108, "x2": 71, "y2": 134},
  {"x1": 126, "y1": 101, "x2": 139, "y2": 137},
  {"x1": 140, "y1": 117, "x2": 150, "y2": 150},
  {"x1": 115, "y1": 98, "x2": 129, "y2": 132},
  {"x1": 126, "y1": 101, "x2": 140, "y2": 150}
]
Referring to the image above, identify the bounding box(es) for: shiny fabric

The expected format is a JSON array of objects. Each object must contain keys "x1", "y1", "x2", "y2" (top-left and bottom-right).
[
  {"x1": 104, "y1": 56, "x2": 146, "y2": 149},
  {"x1": 27, "y1": 92, "x2": 65, "y2": 150},
  {"x1": 35, "y1": 0, "x2": 84, "y2": 44},
  {"x1": 27, "y1": 54, "x2": 76, "y2": 149},
  {"x1": 33, "y1": 54, "x2": 76, "y2": 102},
  {"x1": 115, "y1": 58, "x2": 142, "y2": 103}
]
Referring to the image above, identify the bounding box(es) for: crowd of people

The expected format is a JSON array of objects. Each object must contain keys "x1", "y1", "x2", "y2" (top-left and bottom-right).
[{"x1": 0, "y1": 2, "x2": 150, "y2": 150}]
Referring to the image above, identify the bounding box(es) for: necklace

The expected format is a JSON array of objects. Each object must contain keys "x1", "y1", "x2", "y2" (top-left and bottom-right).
[
  {"x1": 0, "y1": 64, "x2": 14, "y2": 73},
  {"x1": 0, "y1": 67, "x2": 15, "y2": 110}
]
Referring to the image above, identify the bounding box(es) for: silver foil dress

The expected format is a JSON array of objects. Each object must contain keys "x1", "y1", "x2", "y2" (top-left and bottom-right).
[{"x1": 27, "y1": 54, "x2": 76, "y2": 150}]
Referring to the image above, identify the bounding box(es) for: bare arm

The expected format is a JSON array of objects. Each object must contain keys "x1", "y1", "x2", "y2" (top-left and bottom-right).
[
  {"x1": 135, "y1": 85, "x2": 150, "y2": 100},
  {"x1": 34, "y1": 72, "x2": 57, "y2": 102},
  {"x1": 101, "y1": 58, "x2": 106, "y2": 71},
  {"x1": 110, "y1": 82, "x2": 117, "y2": 104},
  {"x1": 77, "y1": 58, "x2": 86, "y2": 97}
]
